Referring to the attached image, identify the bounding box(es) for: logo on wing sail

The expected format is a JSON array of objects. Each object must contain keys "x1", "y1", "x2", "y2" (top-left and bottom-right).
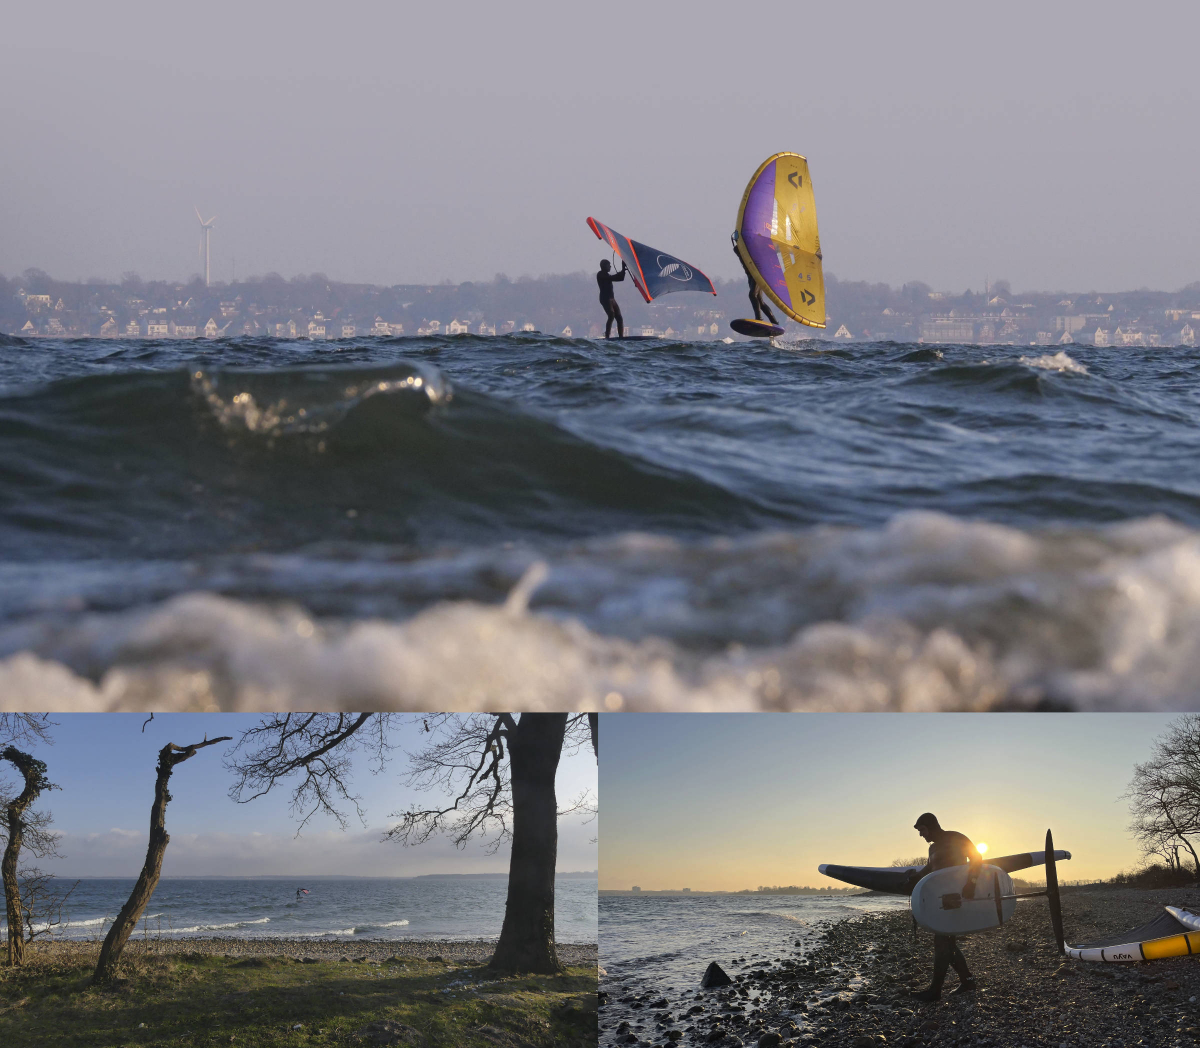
[{"x1": 657, "y1": 255, "x2": 693, "y2": 281}]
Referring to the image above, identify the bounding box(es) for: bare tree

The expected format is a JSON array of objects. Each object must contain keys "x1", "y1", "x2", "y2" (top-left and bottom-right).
[
  {"x1": 0, "y1": 715, "x2": 54, "y2": 749},
  {"x1": 226, "y1": 712, "x2": 597, "y2": 974},
  {"x1": 93, "y1": 735, "x2": 231, "y2": 984},
  {"x1": 14, "y1": 867, "x2": 79, "y2": 946},
  {"x1": 1126, "y1": 715, "x2": 1200, "y2": 879},
  {"x1": 2, "y1": 748, "x2": 58, "y2": 967}
]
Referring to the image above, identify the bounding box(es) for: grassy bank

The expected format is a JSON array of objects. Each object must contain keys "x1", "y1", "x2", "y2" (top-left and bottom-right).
[{"x1": 0, "y1": 941, "x2": 597, "y2": 1048}]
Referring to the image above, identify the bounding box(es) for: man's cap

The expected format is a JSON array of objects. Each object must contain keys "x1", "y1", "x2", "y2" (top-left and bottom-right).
[{"x1": 914, "y1": 813, "x2": 939, "y2": 830}]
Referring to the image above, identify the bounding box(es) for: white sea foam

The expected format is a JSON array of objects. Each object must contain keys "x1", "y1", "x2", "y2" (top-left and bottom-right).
[
  {"x1": 5, "y1": 511, "x2": 1200, "y2": 710},
  {"x1": 160, "y1": 917, "x2": 272, "y2": 934},
  {"x1": 1018, "y1": 350, "x2": 1088, "y2": 375}
]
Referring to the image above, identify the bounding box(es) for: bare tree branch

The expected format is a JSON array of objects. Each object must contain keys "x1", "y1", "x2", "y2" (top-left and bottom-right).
[
  {"x1": 225, "y1": 714, "x2": 395, "y2": 832},
  {"x1": 0, "y1": 715, "x2": 54, "y2": 749}
]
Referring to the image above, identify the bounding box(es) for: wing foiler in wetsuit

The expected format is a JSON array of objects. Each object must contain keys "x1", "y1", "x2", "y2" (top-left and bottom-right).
[
  {"x1": 597, "y1": 259, "x2": 627, "y2": 338},
  {"x1": 908, "y1": 812, "x2": 981, "y2": 1002},
  {"x1": 732, "y1": 232, "x2": 778, "y2": 326}
]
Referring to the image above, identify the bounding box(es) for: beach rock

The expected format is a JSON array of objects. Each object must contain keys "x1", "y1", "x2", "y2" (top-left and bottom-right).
[
  {"x1": 351, "y1": 1020, "x2": 427, "y2": 1046},
  {"x1": 703, "y1": 962, "x2": 735, "y2": 988},
  {"x1": 757, "y1": 1034, "x2": 782, "y2": 1048}
]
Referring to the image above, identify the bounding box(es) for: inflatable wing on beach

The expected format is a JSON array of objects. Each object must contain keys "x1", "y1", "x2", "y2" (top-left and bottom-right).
[
  {"x1": 1063, "y1": 906, "x2": 1200, "y2": 963},
  {"x1": 587, "y1": 217, "x2": 716, "y2": 303},
  {"x1": 733, "y1": 152, "x2": 825, "y2": 329}
]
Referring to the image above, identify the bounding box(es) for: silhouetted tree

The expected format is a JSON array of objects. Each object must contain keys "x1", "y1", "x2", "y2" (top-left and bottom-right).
[
  {"x1": 226, "y1": 712, "x2": 597, "y2": 974},
  {"x1": 1125, "y1": 715, "x2": 1200, "y2": 879},
  {"x1": 93, "y1": 734, "x2": 231, "y2": 983}
]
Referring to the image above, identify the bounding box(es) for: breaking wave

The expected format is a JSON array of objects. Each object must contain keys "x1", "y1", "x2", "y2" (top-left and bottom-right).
[{"x1": 7, "y1": 510, "x2": 1200, "y2": 710}]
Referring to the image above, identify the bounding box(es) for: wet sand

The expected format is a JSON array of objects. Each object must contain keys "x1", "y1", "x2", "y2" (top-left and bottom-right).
[{"x1": 601, "y1": 886, "x2": 1200, "y2": 1047}]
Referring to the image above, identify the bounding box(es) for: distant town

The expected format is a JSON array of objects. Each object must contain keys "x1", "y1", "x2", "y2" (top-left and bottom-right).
[{"x1": 5, "y1": 268, "x2": 1200, "y2": 347}]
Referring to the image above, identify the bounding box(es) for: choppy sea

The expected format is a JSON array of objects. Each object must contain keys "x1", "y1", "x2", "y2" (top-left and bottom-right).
[
  {"x1": 600, "y1": 893, "x2": 907, "y2": 1001},
  {"x1": 0, "y1": 875, "x2": 597, "y2": 943},
  {"x1": 4, "y1": 332, "x2": 1200, "y2": 710}
]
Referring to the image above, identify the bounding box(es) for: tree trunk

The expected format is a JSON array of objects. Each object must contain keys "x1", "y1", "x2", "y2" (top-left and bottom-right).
[
  {"x1": 93, "y1": 737, "x2": 228, "y2": 984},
  {"x1": 2, "y1": 798, "x2": 26, "y2": 968},
  {"x1": 489, "y1": 713, "x2": 566, "y2": 975},
  {"x1": 2, "y1": 747, "x2": 52, "y2": 968}
]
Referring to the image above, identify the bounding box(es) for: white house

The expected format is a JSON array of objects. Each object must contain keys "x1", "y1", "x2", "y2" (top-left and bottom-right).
[
  {"x1": 447, "y1": 318, "x2": 470, "y2": 334},
  {"x1": 372, "y1": 317, "x2": 391, "y2": 336},
  {"x1": 204, "y1": 318, "x2": 219, "y2": 338},
  {"x1": 146, "y1": 320, "x2": 169, "y2": 338},
  {"x1": 126, "y1": 319, "x2": 142, "y2": 337},
  {"x1": 341, "y1": 323, "x2": 356, "y2": 338},
  {"x1": 307, "y1": 319, "x2": 326, "y2": 339},
  {"x1": 834, "y1": 324, "x2": 853, "y2": 339}
]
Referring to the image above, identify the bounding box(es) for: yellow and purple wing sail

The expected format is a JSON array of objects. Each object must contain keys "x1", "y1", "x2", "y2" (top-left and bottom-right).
[
  {"x1": 587, "y1": 217, "x2": 716, "y2": 303},
  {"x1": 734, "y1": 153, "x2": 825, "y2": 328}
]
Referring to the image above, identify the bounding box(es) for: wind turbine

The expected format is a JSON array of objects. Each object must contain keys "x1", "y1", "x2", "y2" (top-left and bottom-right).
[{"x1": 194, "y1": 207, "x2": 216, "y2": 286}]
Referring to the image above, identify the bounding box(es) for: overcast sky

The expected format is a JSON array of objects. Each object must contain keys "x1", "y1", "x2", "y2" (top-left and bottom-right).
[
  {"x1": 600, "y1": 713, "x2": 1175, "y2": 891},
  {"x1": 3, "y1": 713, "x2": 597, "y2": 877},
  {"x1": 3, "y1": 1, "x2": 1198, "y2": 292}
]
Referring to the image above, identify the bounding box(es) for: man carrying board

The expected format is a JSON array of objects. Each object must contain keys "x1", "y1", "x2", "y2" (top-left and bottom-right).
[
  {"x1": 597, "y1": 259, "x2": 628, "y2": 339},
  {"x1": 908, "y1": 812, "x2": 982, "y2": 1001}
]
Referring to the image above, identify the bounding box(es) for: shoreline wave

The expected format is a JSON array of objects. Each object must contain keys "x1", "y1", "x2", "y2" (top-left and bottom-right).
[{"x1": 6, "y1": 511, "x2": 1200, "y2": 710}]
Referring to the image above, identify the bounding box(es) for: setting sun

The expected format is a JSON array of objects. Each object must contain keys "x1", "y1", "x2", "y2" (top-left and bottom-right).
[{"x1": 977, "y1": 842, "x2": 989, "y2": 854}]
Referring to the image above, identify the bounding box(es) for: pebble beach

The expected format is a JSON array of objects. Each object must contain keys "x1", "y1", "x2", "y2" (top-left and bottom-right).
[{"x1": 601, "y1": 886, "x2": 1200, "y2": 1048}]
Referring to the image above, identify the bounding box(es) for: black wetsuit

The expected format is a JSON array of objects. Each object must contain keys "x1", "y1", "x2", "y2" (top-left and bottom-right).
[
  {"x1": 733, "y1": 243, "x2": 777, "y2": 325},
  {"x1": 597, "y1": 264, "x2": 626, "y2": 338},
  {"x1": 914, "y1": 831, "x2": 981, "y2": 994}
]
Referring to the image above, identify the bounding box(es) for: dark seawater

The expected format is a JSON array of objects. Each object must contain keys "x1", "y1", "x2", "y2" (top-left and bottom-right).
[
  {"x1": 0, "y1": 875, "x2": 597, "y2": 943},
  {"x1": 3, "y1": 332, "x2": 1200, "y2": 709},
  {"x1": 599, "y1": 894, "x2": 907, "y2": 1033}
]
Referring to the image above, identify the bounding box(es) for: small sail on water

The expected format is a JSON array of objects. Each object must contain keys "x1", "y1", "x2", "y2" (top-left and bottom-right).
[
  {"x1": 734, "y1": 153, "x2": 826, "y2": 328},
  {"x1": 587, "y1": 217, "x2": 716, "y2": 302}
]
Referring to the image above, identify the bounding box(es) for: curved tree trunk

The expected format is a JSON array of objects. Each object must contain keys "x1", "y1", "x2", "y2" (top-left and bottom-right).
[
  {"x1": 2, "y1": 747, "x2": 53, "y2": 968},
  {"x1": 93, "y1": 736, "x2": 228, "y2": 984},
  {"x1": 489, "y1": 714, "x2": 567, "y2": 975}
]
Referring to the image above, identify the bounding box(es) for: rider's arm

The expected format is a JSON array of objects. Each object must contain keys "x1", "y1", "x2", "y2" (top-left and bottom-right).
[
  {"x1": 962, "y1": 845, "x2": 983, "y2": 899},
  {"x1": 614, "y1": 266, "x2": 626, "y2": 281}
]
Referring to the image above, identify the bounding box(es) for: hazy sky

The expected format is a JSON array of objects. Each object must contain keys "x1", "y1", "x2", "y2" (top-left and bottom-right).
[
  {"x1": 600, "y1": 714, "x2": 1177, "y2": 891},
  {"x1": 2, "y1": 713, "x2": 597, "y2": 877},
  {"x1": 4, "y1": 2, "x2": 1199, "y2": 292}
]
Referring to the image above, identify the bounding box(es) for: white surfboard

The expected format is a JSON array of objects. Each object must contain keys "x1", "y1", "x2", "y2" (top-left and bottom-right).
[{"x1": 911, "y1": 864, "x2": 1015, "y2": 935}]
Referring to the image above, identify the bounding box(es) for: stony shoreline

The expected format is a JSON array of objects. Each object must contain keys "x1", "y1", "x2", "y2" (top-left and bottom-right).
[
  {"x1": 601, "y1": 886, "x2": 1200, "y2": 1048},
  {"x1": 27, "y1": 936, "x2": 597, "y2": 968}
]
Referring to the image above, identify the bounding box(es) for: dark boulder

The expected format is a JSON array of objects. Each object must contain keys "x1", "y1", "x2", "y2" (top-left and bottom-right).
[{"x1": 702, "y1": 962, "x2": 735, "y2": 988}]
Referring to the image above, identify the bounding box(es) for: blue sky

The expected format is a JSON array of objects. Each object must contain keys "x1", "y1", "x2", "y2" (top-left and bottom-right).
[
  {"x1": 2, "y1": 713, "x2": 597, "y2": 876},
  {"x1": 600, "y1": 713, "x2": 1177, "y2": 890}
]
